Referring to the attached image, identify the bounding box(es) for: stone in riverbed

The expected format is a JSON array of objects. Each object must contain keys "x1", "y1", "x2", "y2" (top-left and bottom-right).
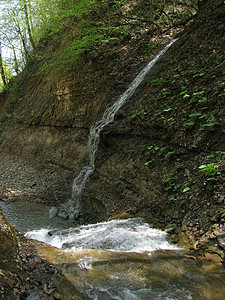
[
  {"x1": 217, "y1": 235, "x2": 225, "y2": 249},
  {"x1": 49, "y1": 206, "x2": 59, "y2": 218}
]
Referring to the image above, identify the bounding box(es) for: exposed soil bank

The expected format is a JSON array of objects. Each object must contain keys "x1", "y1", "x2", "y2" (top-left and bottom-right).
[{"x1": 87, "y1": 0, "x2": 225, "y2": 262}]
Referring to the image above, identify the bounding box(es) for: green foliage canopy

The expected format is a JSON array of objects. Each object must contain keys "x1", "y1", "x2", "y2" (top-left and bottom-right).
[{"x1": 0, "y1": 0, "x2": 198, "y2": 76}]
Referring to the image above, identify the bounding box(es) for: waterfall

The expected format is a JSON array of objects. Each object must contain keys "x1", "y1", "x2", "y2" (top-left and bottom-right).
[{"x1": 54, "y1": 39, "x2": 177, "y2": 219}]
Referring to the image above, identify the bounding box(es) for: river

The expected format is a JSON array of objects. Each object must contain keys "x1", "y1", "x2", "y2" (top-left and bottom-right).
[{"x1": 1, "y1": 200, "x2": 225, "y2": 300}]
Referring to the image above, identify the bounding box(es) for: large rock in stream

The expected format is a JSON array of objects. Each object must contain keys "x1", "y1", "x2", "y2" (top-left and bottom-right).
[{"x1": 0, "y1": 208, "x2": 25, "y2": 299}]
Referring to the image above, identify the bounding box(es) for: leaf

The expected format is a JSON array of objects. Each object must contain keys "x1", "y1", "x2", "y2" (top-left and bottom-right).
[
  {"x1": 205, "y1": 122, "x2": 215, "y2": 127},
  {"x1": 189, "y1": 112, "x2": 202, "y2": 117},
  {"x1": 199, "y1": 114, "x2": 206, "y2": 119},
  {"x1": 199, "y1": 164, "x2": 207, "y2": 170},
  {"x1": 179, "y1": 200, "x2": 186, "y2": 206},
  {"x1": 184, "y1": 120, "x2": 195, "y2": 126},
  {"x1": 163, "y1": 107, "x2": 172, "y2": 112},
  {"x1": 206, "y1": 114, "x2": 215, "y2": 122},
  {"x1": 180, "y1": 90, "x2": 187, "y2": 95},
  {"x1": 207, "y1": 177, "x2": 215, "y2": 181},
  {"x1": 199, "y1": 124, "x2": 206, "y2": 130},
  {"x1": 198, "y1": 97, "x2": 208, "y2": 103},
  {"x1": 193, "y1": 91, "x2": 205, "y2": 96},
  {"x1": 168, "y1": 195, "x2": 175, "y2": 201},
  {"x1": 182, "y1": 187, "x2": 190, "y2": 193}
]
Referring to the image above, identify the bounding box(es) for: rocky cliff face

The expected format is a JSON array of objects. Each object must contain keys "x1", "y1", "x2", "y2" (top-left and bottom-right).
[
  {"x1": 0, "y1": 0, "x2": 225, "y2": 260},
  {"x1": 89, "y1": 0, "x2": 225, "y2": 218},
  {"x1": 87, "y1": 0, "x2": 225, "y2": 258},
  {"x1": 0, "y1": 25, "x2": 154, "y2": 204}
]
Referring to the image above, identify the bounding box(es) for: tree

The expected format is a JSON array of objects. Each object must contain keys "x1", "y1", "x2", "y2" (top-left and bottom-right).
[
  {"x1": 0, "y1": 30, "x2": 20, "y2": 74},
  {"x1": 19, "y1": 0, "x2": 36, "y2": 50},
  {"x1": 0, "y1": 41, "x2": 7, "y2": 87},
  {"x1": 0, "y1": 0, "x2": 199, "y2": 76}
]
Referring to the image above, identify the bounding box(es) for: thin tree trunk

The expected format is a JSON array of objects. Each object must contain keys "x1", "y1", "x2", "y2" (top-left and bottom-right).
[
  {"x1": 12, "y1": 46, "x2": 19, "y2": 75},
  {"x1": 0, "y1": 41, "x2": 7, "y2": 86},
  {"x1": 27, "y1": 0, "x2": 34, "y2": 34},
  {"x1": 12, "y1": 10, "x2": 30, "y2": 63},
  {"x1": 22, "y1": 0, "x2": 36, "y2": 50},
  {"x1": 150, "y1": 0, "x2": 154, "y2": 32}
]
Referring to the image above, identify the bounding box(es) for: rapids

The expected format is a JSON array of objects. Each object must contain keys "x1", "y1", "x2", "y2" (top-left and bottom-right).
[
  {"x1": 1, "y1": 200, "x2": 225, "y2": 300},
  {"x1": 25, "y1": 217, "x2": 225, "y2": 300}
]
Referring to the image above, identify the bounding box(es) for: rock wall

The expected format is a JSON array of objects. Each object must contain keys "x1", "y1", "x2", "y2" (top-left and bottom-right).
[
  {"x1": 0, "y1": 30, "x2": 152, "y2": 205},
  {"x1": 86, "y1": 0, "x2": 225, "y2": 258}
]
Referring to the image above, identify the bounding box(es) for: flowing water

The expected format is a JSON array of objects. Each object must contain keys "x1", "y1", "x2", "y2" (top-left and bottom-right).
[
  {"x1": 0, "y1": 200, "x2": 73, "y2": 232},
  {"x1": 1, "y1": 201, "x2": 225, "y2": 299},
  {"x1": 56, "y1": 39, "x2": 177, "y2": 219},
  {"x1": 23, "y1": 217, "x2": 225, "y2": 300}
]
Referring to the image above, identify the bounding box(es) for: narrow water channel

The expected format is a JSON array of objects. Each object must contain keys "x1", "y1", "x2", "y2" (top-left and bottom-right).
[{"x1": 1, "y1": 200, "x2": 225, "y2": 300}]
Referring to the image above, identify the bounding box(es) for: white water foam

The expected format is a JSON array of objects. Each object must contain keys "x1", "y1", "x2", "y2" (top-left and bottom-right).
[{"x1": 26, "y1": 217, "x2": 180, "y2": 252}]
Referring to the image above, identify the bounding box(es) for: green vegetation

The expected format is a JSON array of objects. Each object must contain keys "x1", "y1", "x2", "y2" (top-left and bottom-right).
[
  {"x1": 199, "y1": 163, "x2": 220, "y2": 181},
  {"x1": 0, "y1": 61, "x2": 13, "y2": 93},
  {"x1": 144, "y1": 142, "x2": 176, "y2": 166},
  {"x1": 0, "y1": 0, "x2": 198, "y2": 82}
]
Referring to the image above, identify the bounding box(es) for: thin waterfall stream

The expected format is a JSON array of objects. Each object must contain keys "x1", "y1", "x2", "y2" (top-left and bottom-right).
[{"x1": 55, "y1": 39, "x2": 177, "y2": 219}]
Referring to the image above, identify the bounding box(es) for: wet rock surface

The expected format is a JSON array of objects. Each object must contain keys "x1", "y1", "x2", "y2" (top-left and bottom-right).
[
  {"x1": 0, "y1": 209, "x2": 24, "y2": 299},
  {"x1": 0, "y1": 208, "x2": 86, "y2": 300}
]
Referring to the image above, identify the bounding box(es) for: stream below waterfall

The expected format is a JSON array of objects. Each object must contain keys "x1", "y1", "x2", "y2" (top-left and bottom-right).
[{"x1": 1, "y1": 200, "x2": 225, "y2": 300}]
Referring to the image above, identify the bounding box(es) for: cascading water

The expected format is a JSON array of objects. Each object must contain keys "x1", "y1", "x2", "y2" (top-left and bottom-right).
[
  {"x1": 54, "y1": 39, "x2": 177, "y2": 219},
  {"x1": 26, "y1": 218, "x2": 180, "y2": 252},
  {"x1": 25, "y1": 217, "x2": 225, "y2": 300}
]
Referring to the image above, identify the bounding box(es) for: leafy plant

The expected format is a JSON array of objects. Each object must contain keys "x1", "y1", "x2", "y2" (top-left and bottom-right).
[
  {"x1": 5, "y1": 112, "x2": 12, "y2": 119},
  {"x1": 161, "y1": 88, "x2": 171, "y2": 98},
  {"x1": 29, "y1": 109, "x2": 39, "y2": 117},
  {"x1": 182, "y1": 187, "x2": 190, "y2": 193},
  {"x1": 199, "y1": 163, "x2": 220, "y2": 180},
  {"x1": 150, "y1": 78, "x2": 165, "y2": 86},
  {"x1": 180, "y1": 89, "x2": 190, "y2": 99},
  {"x1": 128, "y1": 110, "x2": 147, "y2": 121},
  {"x1": 199, "y1": 113, "x2": 217, "y2": 130},
  {"x1": 183, "y1": 120, "x2": 195, "y2": 127}
]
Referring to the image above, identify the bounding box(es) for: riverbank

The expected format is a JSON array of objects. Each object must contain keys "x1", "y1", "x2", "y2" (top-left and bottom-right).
[
  {"x1": 0, "y1": 151, "x2": 73, "y2": 204},
  {"x1": 0, "y1": 208, "x2": 86, "y2": 299}
]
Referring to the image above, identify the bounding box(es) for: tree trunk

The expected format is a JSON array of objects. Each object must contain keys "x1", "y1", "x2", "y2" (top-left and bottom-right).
[
  {"x1": 12, "y1": 46, "x2": 19, "y2": 75},
  {"x1": 12, "y1": 10, "x2": 30, "y2": 63},
  {"x1": 150, "y1": 0, "x2": 154, "y2": 32},
  {"x1": 0, "y1": 54, "x2": 7, "y2": 87},
  {"x1": 22, "y1": 0, "x2": 36, "y2": 50}
]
